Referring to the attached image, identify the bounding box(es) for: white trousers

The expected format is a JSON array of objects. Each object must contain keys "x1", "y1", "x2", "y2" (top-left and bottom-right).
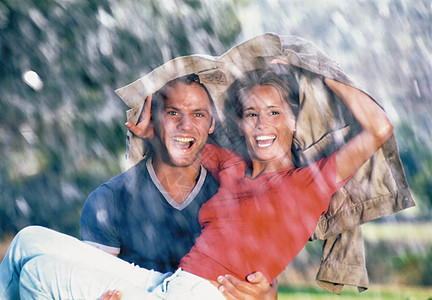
[{"x1": 0, "y1": 226, "x2": 223, "y2": 299}]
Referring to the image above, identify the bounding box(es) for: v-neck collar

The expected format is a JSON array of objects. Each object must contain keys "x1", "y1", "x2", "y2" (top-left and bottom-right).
[{"x1": 146, "y1": 158, "x2": 207, "y2": 211}]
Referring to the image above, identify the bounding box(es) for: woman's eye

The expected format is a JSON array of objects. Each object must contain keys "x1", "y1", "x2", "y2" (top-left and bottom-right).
[
  {"x1": 270, "y1": 111, "x2": 280, "y2": 116},
  {"x1": 244, "y1": 112, "x2": 257, "y2": 118}
]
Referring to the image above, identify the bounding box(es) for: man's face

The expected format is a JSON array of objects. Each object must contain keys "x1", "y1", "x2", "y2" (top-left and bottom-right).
[{"x1": 152, "y1": 82, "x2": 215, "y2": 168}]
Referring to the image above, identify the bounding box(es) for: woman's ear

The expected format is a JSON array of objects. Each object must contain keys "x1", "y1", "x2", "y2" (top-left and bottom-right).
[
  {"x1": 237, "y1": 119, "x2": 244, "y2": 136},
  {"x1": 288, "y1": 112, "x2": 296, "y2": 133}
]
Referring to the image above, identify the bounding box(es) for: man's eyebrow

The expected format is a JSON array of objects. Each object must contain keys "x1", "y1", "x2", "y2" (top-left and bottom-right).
[
  {"x1": 163, "y1": 106, "x2": 211, "y2": 113},
  {"x1": 163, "y1": 105, "x2": 179, "y2": 110},
  {"x1": 192, "y1": 108, "x2": 211, "y2": 113}
]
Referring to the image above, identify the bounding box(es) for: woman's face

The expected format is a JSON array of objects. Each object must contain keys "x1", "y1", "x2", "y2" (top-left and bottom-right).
[{"x1": 238, "y1": 85, "x2": 295, "y2": 163}]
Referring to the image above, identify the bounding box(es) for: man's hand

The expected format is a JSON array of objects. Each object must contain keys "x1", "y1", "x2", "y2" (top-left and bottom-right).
[
  {"x1": 125, "y1": 94, "x2": 154, "y2": 139},
  {"x1": 217, "y1": 272, "x2": 278, "y2": 300},
  {"x1": 99, "y1": 290, "x2": 122, "y2": 300}
]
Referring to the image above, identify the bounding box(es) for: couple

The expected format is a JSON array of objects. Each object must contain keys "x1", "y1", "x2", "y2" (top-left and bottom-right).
[{"x1": 0, "y1": 55, "x2": 394, "y2": 298}]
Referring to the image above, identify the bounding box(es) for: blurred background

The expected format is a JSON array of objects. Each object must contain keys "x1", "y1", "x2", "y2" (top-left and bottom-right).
[{"x1": 0, "y1": 0, "x2": 431, "y2": 298}]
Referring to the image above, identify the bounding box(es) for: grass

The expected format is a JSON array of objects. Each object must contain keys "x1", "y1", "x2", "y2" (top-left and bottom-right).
[
  {"x1": 276, "y1": 221, "x2": 432, "y2": 299},
  {"x1": 362, "y1": 221, "x2": 432, "y2": 243},
  {"x1": 278, "y1": 284, "x2": 432, "y2": 300},
  {"x1": 1, "y1": 222, "x2": 431, "y2": 298}
]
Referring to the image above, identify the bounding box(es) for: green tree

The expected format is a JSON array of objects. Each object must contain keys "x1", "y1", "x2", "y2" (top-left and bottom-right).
[{"x1": 0, "y1": 0, "x2": 242, "y2": 237}]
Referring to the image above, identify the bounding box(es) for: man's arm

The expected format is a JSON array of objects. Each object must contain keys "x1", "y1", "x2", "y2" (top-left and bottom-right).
[{"x1": 80, "y1": 185, "x2": 121, "y2": 256}]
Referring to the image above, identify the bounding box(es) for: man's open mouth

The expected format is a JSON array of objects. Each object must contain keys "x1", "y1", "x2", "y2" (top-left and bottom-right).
[
  {"x1": 174, "y1": 137, "x2": 195, "y2": 149},
  {"x1": 256, "y1": 135, "x2": 276, "y2": 148}
]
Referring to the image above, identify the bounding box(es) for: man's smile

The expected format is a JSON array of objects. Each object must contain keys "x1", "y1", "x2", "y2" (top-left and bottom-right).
[{"x1": 173, "y1": 136, "x2": 196, "y2": 149}]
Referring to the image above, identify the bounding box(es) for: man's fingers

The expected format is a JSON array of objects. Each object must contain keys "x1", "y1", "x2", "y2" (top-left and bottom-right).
[
  {"x1": 141, "y1": 94, "x2": 152, "y2": 123},
  {"x1": 125, "y1": 122, "x2": 145, "y2": 137},
  {"x1": 246, "y1": 271, "x2": 266, "y2": 284},
  {"x1": 218, "y1": 275, "x2": 254, "y2": 297},
  {"x1": 217, "y1": 272, "x2": 277, "y2": 300},
  {"x1": 217, "y1": 275, "x2": 242, "y2": 299},
  {"x1": 125, "y1": 94, "x2": 155, "y2": 139},
  {"x1": 99, "y1": 290, "x2": 122, "y2": 300},
  {"x1": 270, "y1": 58, "x2": 289, "y2": 65}
]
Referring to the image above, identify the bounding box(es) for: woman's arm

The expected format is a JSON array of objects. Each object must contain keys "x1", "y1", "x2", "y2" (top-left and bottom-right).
[
  {"x1": 202, "y1": 144, "x2": 244, "y2": 184},
  {"x1": 323, "y1": 77, "x2": 394, "y2": 182}
]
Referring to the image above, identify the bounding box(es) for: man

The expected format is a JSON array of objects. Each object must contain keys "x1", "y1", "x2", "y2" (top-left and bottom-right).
[{"x1": 81, "y1": 74, "x2": 276, "y2": 299}]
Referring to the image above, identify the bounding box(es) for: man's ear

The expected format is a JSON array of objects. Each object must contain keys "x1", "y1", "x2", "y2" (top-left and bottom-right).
[
  {"x1": 209, "y1": 118, "x2": 215, "y2": 134},
  {"x1": 148, "y1": 116, "x2": 155, "y2": 139}
]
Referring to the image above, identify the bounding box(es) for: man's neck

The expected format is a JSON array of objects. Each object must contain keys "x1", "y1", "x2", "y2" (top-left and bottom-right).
[{"x1": 151, "y1": 157, "x2": 201, "y2": 204}]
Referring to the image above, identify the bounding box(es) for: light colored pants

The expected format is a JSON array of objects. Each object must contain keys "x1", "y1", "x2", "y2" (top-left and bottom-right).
[{"x1": 0, "y1": 226, "x2": 223, "y2": 299}]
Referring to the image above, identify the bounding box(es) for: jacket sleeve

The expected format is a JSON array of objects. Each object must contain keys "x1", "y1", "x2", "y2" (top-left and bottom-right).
[
  {"x1": 277, "y1": 35, "x2": 415, "y2": 293},
  {"x1": 315, "y1": 227, "x2": 368, "y2": 294}
]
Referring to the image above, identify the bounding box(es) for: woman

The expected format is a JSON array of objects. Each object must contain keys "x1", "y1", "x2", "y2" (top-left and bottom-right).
[
  {"x1": 0, "y1": 64, "x2": 393, "y2": 299},
  {"x1": 178, "y1": 64, "x2": 393, "y2": 284}
]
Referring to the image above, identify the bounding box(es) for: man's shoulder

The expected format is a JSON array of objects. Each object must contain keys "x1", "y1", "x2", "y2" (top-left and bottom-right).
[
  {"x1": 202, "y1": 167, "x2": 219, "y2": 184},
  {"x1": 105, "y1": 158, "x2": 150, "y2": 187},
  {"x1": 198, "y1": 166, "x2": 220, "y2": 197},
  {"x1": 87, "y1": 159, "x2": 151, "y2": 201}
]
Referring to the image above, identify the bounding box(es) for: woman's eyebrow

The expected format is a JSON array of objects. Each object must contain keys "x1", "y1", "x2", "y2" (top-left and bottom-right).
[{"x1": 242, "y1": 107, "x2": 255, "y2": 112}]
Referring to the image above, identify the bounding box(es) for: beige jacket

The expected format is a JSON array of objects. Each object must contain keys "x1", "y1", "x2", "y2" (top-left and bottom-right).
[{"x1": 115, "y1": 33, "x2": 415, "y2": 294}]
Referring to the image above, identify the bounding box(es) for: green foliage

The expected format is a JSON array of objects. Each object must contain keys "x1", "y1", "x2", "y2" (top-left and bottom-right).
[
  {"x1": 1, "y1": 0, "x2": 430, "y2": 241},
  {"x1": 392, "y1": 246, "x2": 432, "y2": 286},
  {"x1": 0, "y1": 0, "x2": 242, "y2": 237},
  {"x1": 397, "y1": 122, "x2": 432, "y2": 217},
  {"x1": 278, "y1": 284, "x2": 432, "y2": 299},
  {"x1": 0, "y1": 0, "x2": 431, "y2": 290}
]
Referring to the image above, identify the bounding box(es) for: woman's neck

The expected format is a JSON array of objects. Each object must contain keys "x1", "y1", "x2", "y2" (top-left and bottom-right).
[{"x1": 248, "y1": 154, "x2": 294, "y2": 179}]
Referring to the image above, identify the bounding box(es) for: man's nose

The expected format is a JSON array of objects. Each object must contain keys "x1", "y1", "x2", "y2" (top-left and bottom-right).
[{"x1": 178, "y1": 115, "x2": 194, "y2": 130}]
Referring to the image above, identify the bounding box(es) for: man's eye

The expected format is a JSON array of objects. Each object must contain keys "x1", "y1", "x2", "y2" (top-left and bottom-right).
[
  {"x1": 194, "y1": 113, "x2": 204, "y2": 117},
  {"x1": 270, "y1": 111, "x2": 280, "y2": 115},
  {"x1": 167, "y1": 111, "x2": 178, "y2": 116},
  {"x1": 245, "y1": 113, "x2": 257, "y2": 118}
]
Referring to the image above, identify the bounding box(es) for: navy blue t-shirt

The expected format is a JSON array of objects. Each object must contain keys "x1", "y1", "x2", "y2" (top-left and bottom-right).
[{"x1": 80, "y1": 158, "x2": 219, "y2": 273}]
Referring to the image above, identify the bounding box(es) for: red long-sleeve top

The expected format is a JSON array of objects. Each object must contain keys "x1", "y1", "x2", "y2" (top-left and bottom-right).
[{"x1": 179, "y1": 144, "x2": 345, "y2": 282}]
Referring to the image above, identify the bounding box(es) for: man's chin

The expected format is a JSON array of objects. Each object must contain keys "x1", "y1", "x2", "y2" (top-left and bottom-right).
[{"x1": 167, "y1": 155, "x2": 198, "y2": 168}]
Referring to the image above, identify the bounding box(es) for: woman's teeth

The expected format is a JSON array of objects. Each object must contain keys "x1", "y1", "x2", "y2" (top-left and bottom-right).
[{"x1": 256, "y1": 135, "x2": 276, "y2": 148}]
